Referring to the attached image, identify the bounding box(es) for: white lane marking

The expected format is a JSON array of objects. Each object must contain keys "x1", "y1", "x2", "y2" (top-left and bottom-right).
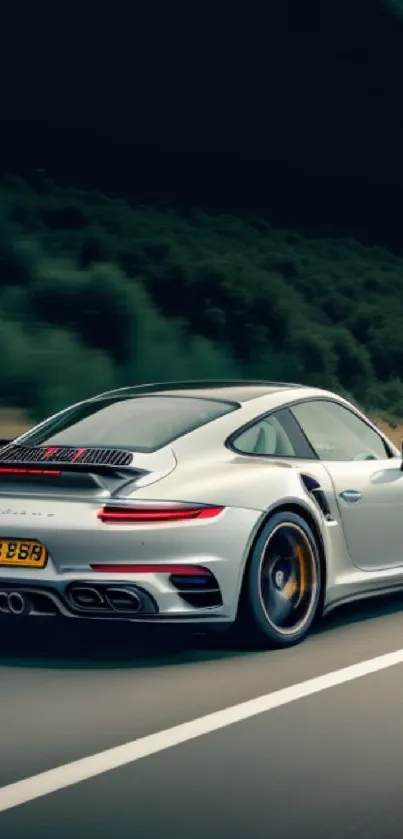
[{"x1": 1, "y1": 647, "x2": 403, "y2": 813}]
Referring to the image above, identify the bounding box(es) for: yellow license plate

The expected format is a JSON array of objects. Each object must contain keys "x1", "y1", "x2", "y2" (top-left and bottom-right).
[{"x1": 0, "y1": 539, "x2": 48, "y2": 568}]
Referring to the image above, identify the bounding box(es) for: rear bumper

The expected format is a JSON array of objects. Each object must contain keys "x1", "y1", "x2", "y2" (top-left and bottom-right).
[
  {"x1": 0, "y1": 580, "x2": 235, "y2": 625},
  {"x1": 0, "y1": 506, "x2": 263, "y2": 624}
]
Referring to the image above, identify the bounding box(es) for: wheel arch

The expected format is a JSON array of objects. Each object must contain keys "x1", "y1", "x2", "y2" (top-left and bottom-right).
[{"x1": 239, "y1": 501, "x2": 327, "y2": 616}]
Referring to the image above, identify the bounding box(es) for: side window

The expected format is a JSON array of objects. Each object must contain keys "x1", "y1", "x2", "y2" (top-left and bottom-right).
[
  {"x1": 291, "y1": 400, "x2": 390, "y2": 462},
  {"x1": 232, "y1": 413, "x2": 297, "y2": 457}
]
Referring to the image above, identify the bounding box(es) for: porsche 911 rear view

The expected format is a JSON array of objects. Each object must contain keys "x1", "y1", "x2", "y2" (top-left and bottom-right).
[{"x1": 0, "y1": 379, "x2": 401, "y2": 649}]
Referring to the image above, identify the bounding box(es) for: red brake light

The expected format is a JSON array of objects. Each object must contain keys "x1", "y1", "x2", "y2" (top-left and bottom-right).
[
  {"x1": 0, "y1": 468, "x2": 61, "y2": 476},
  {"x1": 97, "y1": 504, "x2": 224, "y2": 524},
  {"x1": 90, "y1": 563, "x2": 213, "y2": 575}
]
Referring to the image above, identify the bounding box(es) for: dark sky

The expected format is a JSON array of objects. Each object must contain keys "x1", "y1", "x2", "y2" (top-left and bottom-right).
[{"x1": 2, "y1": 0, "x2": 403, "y2": 248}]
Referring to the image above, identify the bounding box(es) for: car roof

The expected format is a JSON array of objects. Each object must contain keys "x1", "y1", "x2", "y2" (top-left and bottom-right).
[{"x1": 97, "y1": 380, "x2": 304, "y2": 404}]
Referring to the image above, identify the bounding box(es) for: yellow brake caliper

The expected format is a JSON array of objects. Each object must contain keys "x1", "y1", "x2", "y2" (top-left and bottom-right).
[
  {"x1": 282, "y1": 543, "x2": 306, "y2": 604},
  {"x1": 294, "y1": 543, "x2": 307, "y2": 607}
]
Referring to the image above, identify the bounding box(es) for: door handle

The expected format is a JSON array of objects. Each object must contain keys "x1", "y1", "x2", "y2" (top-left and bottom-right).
[{"x1": 339, "y1": 489, "x2": 362, "y2": 503}]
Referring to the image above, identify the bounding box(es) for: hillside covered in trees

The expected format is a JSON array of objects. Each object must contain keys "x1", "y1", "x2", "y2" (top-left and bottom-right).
[{"x1": 0, "y1": 176, "x2": 402, "y2": 421}]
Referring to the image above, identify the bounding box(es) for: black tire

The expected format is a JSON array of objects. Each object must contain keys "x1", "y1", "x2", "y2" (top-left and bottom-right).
[{"x1": 237, "y1": 510, "x2": 322, "y2": 649}]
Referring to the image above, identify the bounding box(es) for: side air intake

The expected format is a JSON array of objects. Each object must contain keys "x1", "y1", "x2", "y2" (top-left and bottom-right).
[{"x1": 300, "y1": 473, "x2": 333, "y2": 521}]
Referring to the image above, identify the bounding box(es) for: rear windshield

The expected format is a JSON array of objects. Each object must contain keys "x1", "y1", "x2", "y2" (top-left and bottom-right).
[{"x1": 18, "y1": 396, "x2": 238, "y2": 453}]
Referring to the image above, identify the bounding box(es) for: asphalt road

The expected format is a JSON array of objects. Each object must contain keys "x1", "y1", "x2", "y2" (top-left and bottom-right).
[{"x1": 2, "y1": 596, "x2": 403, "y2": 838}]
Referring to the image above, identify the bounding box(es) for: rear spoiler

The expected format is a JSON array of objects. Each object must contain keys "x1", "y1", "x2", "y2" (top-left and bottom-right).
[{"x1": 0, "y1": 445, "x2": 147, "y2": 481}]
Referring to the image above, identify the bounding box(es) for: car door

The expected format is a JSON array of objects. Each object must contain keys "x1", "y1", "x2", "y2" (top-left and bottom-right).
[{"x1": 290, "y1": 399, "x2": 403, "y2": 572}]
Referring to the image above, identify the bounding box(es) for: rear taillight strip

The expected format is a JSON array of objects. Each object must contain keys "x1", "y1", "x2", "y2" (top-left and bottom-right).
[{"x1": 97, "y1": 505, "x2": 224, "y2": 524}]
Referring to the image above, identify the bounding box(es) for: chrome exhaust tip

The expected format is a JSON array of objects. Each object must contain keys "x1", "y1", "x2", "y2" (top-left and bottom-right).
[
  {"x1": 69, "y1": 586, "x2": 104, "y2": 609},
  {"x1": 8, "y1": 592, "x2": 27, "y2": 616},
  {"x1": 105, "y1": 587, "x2": 142, "y2": 613}
]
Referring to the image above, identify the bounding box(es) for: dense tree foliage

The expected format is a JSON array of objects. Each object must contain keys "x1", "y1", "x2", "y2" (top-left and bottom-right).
[{"x1": 0, "y1": 176, "x2": 402, "y2": 420}]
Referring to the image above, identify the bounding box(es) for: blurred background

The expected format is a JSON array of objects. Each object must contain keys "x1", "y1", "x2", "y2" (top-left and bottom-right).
[{"x1": 1, "y1": 0, "x2": 403, "y2": 439}]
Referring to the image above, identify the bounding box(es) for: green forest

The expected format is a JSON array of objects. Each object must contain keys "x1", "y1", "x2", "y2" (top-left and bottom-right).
[{"x1": 0, "y1": 175, "x2": 402, "y2": 421}]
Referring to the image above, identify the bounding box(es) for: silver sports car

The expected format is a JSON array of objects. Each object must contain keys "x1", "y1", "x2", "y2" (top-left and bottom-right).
[{"x1": 0, "y1": 379, "x2": 402, "y2": 648}]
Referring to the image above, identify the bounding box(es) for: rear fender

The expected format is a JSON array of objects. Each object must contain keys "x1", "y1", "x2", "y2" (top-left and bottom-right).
[{"x1": 130, "y1": 457, "x2": 323, "y2": 516}]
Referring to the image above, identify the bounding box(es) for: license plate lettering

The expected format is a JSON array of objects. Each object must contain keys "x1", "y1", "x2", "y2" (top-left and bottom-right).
[
  {"x1": 0, "y1": 539, "x2": 48, "y2": 568},
  {"x1": 17, "y1": 543, "x2": 30, "y2": 561},
  {"x1": 6, "y1": 542, "x2": 17, "y2": 560},
  {"x1": 30, "y1": 544, "x2": 43, "y2": 563}
]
